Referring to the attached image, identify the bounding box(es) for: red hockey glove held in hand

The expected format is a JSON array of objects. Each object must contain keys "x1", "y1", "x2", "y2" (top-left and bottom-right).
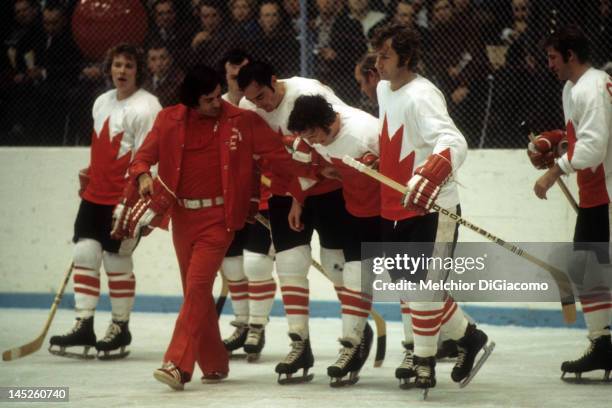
[
  {"x1": 282, "y1": 134, "x2": 312, "y2": 163},
  {"x1": 403, "y1": 153, "x2": 452, "y2": 214},
  {"x1": 78, "y1": 167, "x2": 90, "y2": 197},
  {"x1": 127, "y1": 177, "x2": 175, "y2": 239},
  {"x1": 110, "y1": 180, "x2": 140, "y2": 240},
  {"x1": 527, "y1": 129, "x2": 568, "y2": 169},
  {"x1": 357, "y1": 152, "x2": 379, "y2": 170}
]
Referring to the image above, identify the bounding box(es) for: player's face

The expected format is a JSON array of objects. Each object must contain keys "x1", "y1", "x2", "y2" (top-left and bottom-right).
[
  {"x1": 298, "y1": 127, "x2": 333, "y2": 146},
  {"x1": 376, "y1": 38, "x2": 403, "y2": 82},
  {"x1": 546, "y1": 47, "x2": 570, "y2": 81},
  {"x1": 354, "y1": 64, "x2": 378, "y2": 103},
  {"x1": 111, "y1": 54, "x2": 138, "y2": 98},
  {"x1": 198, "y1": 85, "x2": 223, "y2": 117},
  {"x1": 243, "y1": 81, "x2": 277, "y2": 112}
]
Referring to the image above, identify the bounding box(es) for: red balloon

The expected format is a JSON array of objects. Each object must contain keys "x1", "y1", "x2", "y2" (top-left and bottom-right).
[{"x1": 72, "y1": 0, "x2": 148, "y2": 61}]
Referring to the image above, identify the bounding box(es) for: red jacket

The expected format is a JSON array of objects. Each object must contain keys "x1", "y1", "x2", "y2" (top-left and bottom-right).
[{"x1": 130, "y1": 102, "x2": 300, "y2": 231}]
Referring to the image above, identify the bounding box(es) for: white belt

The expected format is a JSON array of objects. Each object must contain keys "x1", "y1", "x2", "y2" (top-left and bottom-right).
[{"x1": 177, "y1": 196, "x2": 224, "y2": 209}]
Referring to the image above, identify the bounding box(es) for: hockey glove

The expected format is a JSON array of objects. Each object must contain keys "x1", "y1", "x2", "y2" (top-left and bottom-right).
[
  {"x1": 127, "y1": 177, "x2": 175, "y2": 238},
  {"x1": 527, "y1": 129, "x2": 568, "y2": 169},
  {"x1": 357, "y1": 152, "x2": 379, "y2": 170},
  {"x1": 282, "y1": 134, "x2": 312, "y2": 163},
  {"x1": 110, "y1": 180, "x2": 140, "y2": 240},
  {"x1": 403, "y1": 152, "x2": 452, "y2": 214}
]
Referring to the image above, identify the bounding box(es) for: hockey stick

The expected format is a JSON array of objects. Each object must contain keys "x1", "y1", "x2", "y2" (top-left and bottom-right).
[
  {"x1": 215, "y1": 271, "x2": 229, "y2": 318},
  {"x1": 521, "y1": 121, "x2": 579, "y2": 213},
  {"x1": 342, "y1": 155, "x2": 577, "y2": 324},
  {"x1": 2, "y1": 263, "x2": 74, "y2": 361},
  {"x1": 254, "y1": 212, "x2": 387, "y2": 367}
]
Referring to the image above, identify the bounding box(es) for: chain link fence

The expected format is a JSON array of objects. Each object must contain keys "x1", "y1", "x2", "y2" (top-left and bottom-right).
[{"x1": 1, "y1": 0, "x2": 611, "y2": 147}]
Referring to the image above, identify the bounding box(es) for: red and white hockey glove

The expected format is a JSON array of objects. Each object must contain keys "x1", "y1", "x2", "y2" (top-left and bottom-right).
[
  {"x1": 127, "y1": 177, "x2": 175, "y2": 239},
  {"x1": 282, "y1": 134, "x2": 312, "y2": 163},
  {"x1": 527, "y1": 130, "x2": 568, "y2": 169},
  {"x1": 110, "y1": 180, "x2": 140, "y2": 240},
  {"x1": 357, "y1": 152, "x2": 379, "y2": 169},
  {"x1": 403, "y1": 153, "x2": 452, "y2": 214},
  {"x1": 78, "y1": 167, "x2": 90, "y2": 197}
]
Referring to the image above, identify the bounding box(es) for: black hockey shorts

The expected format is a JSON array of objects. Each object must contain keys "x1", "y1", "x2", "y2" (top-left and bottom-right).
[
  {"x1": 573, "y1": 203, "x2": 610, "y2": 264},
  {"x1": 73, "y1": 199, "x2": 133, "y2": 254},
  {"x1": 268, "y1": 189, "x2": 347, "y2": 253},
  {"x1": 225, "y1": 210, "x2": 273, "y2": 257},
  {"x1": 343, "y1": 214, "x2": 382, "y2": 263}
]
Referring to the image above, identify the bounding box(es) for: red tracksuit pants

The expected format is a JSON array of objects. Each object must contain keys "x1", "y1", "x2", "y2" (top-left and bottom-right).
[{"x1": 163, "y1": 205, "x2": 234, "y2": 378}]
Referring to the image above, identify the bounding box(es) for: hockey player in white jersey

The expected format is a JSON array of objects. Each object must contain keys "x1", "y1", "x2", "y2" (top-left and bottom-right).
[
  {"x1": 287, "y1": 95, "x2": 381, "y2": 386},
  {"x1": 48, "y1": 44, "x2": 162, "y2": 360},
  {"x1": 237, "y1": 61, "x2": 373, "y2": 384},
  {"x1": 529, "y1": 25, "x2": 612, "y2": 382},
  {"x1": 371, "y1": 24, "x2": 492, "y2": 395}
]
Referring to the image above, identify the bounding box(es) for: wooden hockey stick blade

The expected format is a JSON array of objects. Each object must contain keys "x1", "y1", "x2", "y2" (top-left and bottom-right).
[
  {"x1": 3, "y1": 263, "x2": 74, "y2": 361},
  {"x1": 216, "y1": 271, "x2": 229, "y2": 318},
  {"x1": 342, "y1": 155, "x2": 577, "y2": 324},
  {"x1": 254, "y1": 212, "x2": 388, "y2": 365},
  {"x1": 522, "y1": 122, "x2": 578, "y2": 213}
]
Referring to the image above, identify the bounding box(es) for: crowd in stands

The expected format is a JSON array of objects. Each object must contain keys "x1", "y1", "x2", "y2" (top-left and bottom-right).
[{"x1": 1, "y1": 0, "x2": 611, "y2": 146}]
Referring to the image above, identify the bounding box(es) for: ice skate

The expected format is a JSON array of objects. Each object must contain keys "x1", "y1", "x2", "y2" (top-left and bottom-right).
[
  {"x1": 223, "y1": 320, "x2": 249, "y2": 359},
  {"x1": 48, "y1": 317, "x2": 96, "y2": 359},
  {"x1": 451, "y1": 324, "x2": 495, "y2": 387},
  {"x1": 561, "y1": 334, "x2": 612, "y2": 383},
  {"x1": 243, "y1": 324, "x2": 265, "y2": 362},
  {"x1": 414, "y1": 355, "x2": 436, "y2": 400},
  {"x1": 396, "y1": 341, "x2": 416, "y2": 389},
  {"x1": 275, "y1": 333, "x2": 314, "y2": 384},
  {"x1": 328, "y1": 323, "x2": 373, "y2": 387},
  {"x1": 95, "y1": 320, "x2": 131, "y2": 360}
]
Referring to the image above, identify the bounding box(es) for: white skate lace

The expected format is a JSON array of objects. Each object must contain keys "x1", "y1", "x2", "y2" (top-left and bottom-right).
[
  {"x1": 69, "y1": 319, "x2": 83, "y2": 334},
  {"x1": 399, "y1": 349, "x2": 414, "y2": 369},
  {"x1": 455, "y1": 346, "x2": 467, "y2": 368},
  {"x1": 102, "y1": 322, "x2": 121, "y2": 342},
  {"x1": 416, "y1": 363, "x2": 432, "y2": 378},
  {"x1": 333, "y1": 344, "x2": 357, "y2": 368},
  {"x1": 226, "y1": 323, "x2": 248, "y2": 343},
  {"x1": 282, "y1": 340, "x2": 305, "y2": 364},
  {"x1": 245, "y1": 327, "x2": 263, "y2": 345}
]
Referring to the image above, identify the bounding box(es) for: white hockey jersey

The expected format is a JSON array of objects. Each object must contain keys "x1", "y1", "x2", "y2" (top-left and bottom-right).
[
  {"x1": 310, "y1": 105, "x2": 380, "y2": 217},
  {"x1": 83, "y1": 88, "x2": 162, "y2": 205},
  {"x1": 557, "y1": 68, "x2": 612, "y2": 208},
  {"x1": 377, "y1": 76, "x2": 467, "y2": 221}
]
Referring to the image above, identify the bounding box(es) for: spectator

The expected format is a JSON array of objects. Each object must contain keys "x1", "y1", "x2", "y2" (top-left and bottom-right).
[
  {"x1": 347, "y1": 0, "x2": 386, "y2": 37},
  {"x1": 592, "y1": 0, "x2": 612, "y2": 67},
  {"x1": 353, "y1": 52, "x2": 380, "y2": 115},
  {"x1": 247, "y1": 1, "x2": 299, "y2": 78},
  {"x1": 368, "y1": 0, "x2": 417, "y2": 39},
  {"x1": 190, "y1": 0, "x2": 236, "y2": 70},
  {"x1": 312, "y1": 0, "x2": 367, "y2": 104},
  {"x1": 144, "y1": 43, "x2": 184, "y2": 107},
  {"x1": 228, "y1": 0, "x2": 259, "y2": 43},
  {"x1": 282, "y1": 0, "x2": 301, "y2": 35},
  {"x1": 145, "y1": 0, "x2": 192, "y2": 67}
]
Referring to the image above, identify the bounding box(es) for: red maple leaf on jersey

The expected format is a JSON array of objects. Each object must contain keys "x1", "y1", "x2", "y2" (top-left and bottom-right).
[{"x1": 379, "y1": 115, "x2": 417, "y2": 219}]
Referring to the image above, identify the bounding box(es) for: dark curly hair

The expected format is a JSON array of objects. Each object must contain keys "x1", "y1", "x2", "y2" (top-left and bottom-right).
[
  {"x1": 287, "y1": 94, "x2": 336, "y2": 134},
  {"x1": 371, "y1": 23, "x2": 420, "y2": 71},
  {"x1": 103, "y1": 43, "x2": 146, "y2": 87},
  {"x1": 179, "y1": 64, "x2": 223, "y2": 107}
]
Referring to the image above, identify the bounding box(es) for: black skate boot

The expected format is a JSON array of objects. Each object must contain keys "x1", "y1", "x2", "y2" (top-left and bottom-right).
[
  {"x1": 243, "y1": 324, "x2": 265, "y2": 362},
  {"x1": 275, "y1": 333, "x2": 314, "y2": 384},
  {"x1": 451, "y1": 324, "x2": 495, "y2": 387},
  {"x1": 327, "y1": 323, "x2": 373, "y2": 387},
  {"x1": 95, "y1": 320, "x2": 131, "y2": 360},
  {"x1": 396, "y1": 341, "x2": 416, "y2": 389},
  {"x1": 561, "y1": 334, "x2": 612, "y2": 383},
  {"x1": 414, "y1": 355, "x2": 436, "y2": 400},
  {"x1": 436, "y1": 339, "x2": 459, "y2": 360},
  {"x1": 48, "y1": 317, "x2": 96, "y2": 359},
  {"x1": 223, "y1": 320, "x2": 249, "y2": 358}
]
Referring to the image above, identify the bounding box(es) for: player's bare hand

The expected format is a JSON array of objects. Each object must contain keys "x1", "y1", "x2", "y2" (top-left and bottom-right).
[
  {"x1": 192, "y1": 31, "x2": 210, "y2": 48},
  {"x1": 451, "y1": 86, "x2": 469, "y2": 104},
  {"x1": 534, "y1": 165, "x2": 563, "y2": 200},
  {"x1": 288, "y1": 198, "x2": 304, "y2": 232},
  {"x1": 320, "y1": 166, "x2": 342, "y2": 181},
  {"x1": 138, "y1": 173, "x2": 154, "y2": 198}
]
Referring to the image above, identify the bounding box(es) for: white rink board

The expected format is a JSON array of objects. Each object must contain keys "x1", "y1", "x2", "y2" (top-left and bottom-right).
[
  {"x1": 0, "y1": 309, "x2": 609, "y2": 408},
  {"x1": 0, "y1": 148, "x2": 579, "y2": 304}
]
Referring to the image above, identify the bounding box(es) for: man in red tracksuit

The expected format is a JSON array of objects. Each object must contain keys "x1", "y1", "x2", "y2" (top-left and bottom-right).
[{"x1": 124, "y1": 65, "x2": 299, "y2": 390}]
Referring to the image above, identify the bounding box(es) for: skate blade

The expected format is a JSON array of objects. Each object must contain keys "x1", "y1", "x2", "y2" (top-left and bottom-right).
[
  {"x1": 459, "y1": 341, "x2": 496, "y2": 388},
  {"x1": 97, "y1": 347, "x2": 130, "y2": 361},
  {"x1": 153, "y1": 371, "x2": 184, "y2": 391},
  {"x1": 398, "y1": 378, "x2": 416, "y2": 390},
  {"x1": 277, "y1": 371, "x2": 314, "y2": 385},
  {"x1": 246, "y1": 353, "x2": 261, "y2": 363},
  {"x1": 561, "y1": 369, "x2": 612, "y2": 384},
  {"x1": 48, "y1": 345, "x2": 95, "y2": 360},
  {"x1": 229, "y1": 352, "x2": 248, "y2": 360},
  {"x1": 329, "y1": 372, "x2": 360, "y2": 388},
  {"x1": 422, "y1": 388, "x2": 429, "y2": 400}
]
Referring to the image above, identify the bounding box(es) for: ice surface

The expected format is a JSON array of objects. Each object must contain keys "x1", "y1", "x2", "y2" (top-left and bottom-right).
[{"x1": 0, "y1": 308, "x2": 609, "y2": 407}]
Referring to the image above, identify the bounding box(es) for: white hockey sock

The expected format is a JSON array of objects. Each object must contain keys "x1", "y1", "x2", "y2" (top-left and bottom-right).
[
  {"x1": 102, "y1": 252, "x2": 135, "y2": 322},
  {"x1": 73, "y1": 239, "x2": 103, "y2": 319},
  {"x1": 440, "y1": 296, "x2": 469, "y2": 340},
  {"x1": 581, "y1": 290, "x2": 612, "y2": 338},
  {"x1": 276, "y1": 245, "x2": 311, "y2": 338},
  {"x1": 338, "y1": 261, "x2": 372, "y2": 342},
  {"x1": 411, "y1": 301, "x2": 444, "y2": 357},
  {"x1": 222, "y1": 256, "x2": 249, "y2": 323},
  {"x1": 320, "y1": 247, "x2": 344, "y2": 286},
  {"x1": 244, "y1": 250, "x2": 276, "y2": 325},
  {"x1": 400, "y1": 301, "x2": 414, "y2": 344}
]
